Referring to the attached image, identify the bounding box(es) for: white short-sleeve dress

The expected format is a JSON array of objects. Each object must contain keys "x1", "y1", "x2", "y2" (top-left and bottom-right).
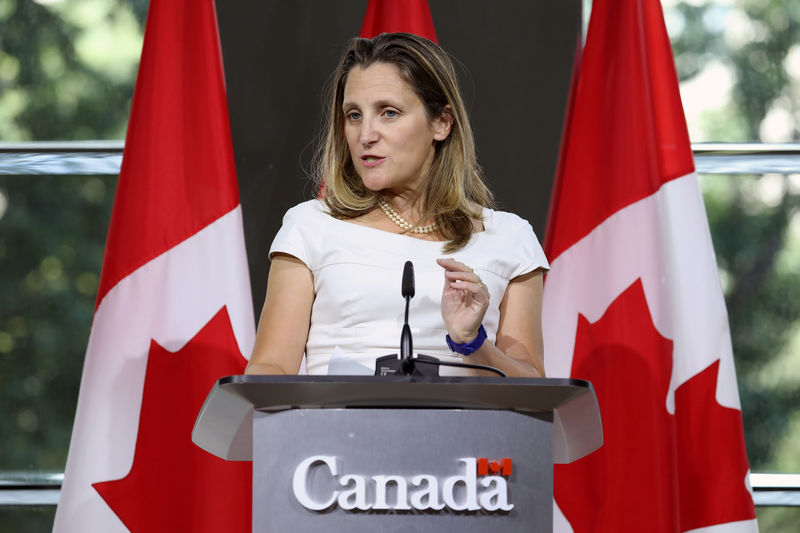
[{"x1": 269, "y1": 199, "x2": 549, "y2": 375}]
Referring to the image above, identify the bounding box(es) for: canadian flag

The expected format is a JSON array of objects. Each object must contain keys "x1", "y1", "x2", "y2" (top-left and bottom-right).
[
  {"x1": 359, "y1": 0, "x2": 438, "y2": 42},
  {"x1": 543, "y1": 0, "x2": 759, "y2": 531},
  {"x1": 53, "y1": 1, "x2": 255, "y2": 532}
]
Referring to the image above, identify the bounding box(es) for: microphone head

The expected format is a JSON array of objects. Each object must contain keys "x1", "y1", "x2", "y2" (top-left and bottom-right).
[{"x1": 401, "y1": 261, "x2": 415, "y2": 299}]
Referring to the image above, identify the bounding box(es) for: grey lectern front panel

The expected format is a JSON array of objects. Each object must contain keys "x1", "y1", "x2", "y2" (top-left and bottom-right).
[
  {"x1": 253, "y1": 408, "x2": 553, "y2": 533},
  {"x1": 192, "y1": 376, "x2": 603, "y2": 532}
]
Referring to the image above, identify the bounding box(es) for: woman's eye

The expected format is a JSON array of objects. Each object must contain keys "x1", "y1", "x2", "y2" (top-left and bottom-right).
[
  {"x1": 384, "y1": 109, "x2": 398, "y2": 119},
  {"x1": 346, "y1": 111, "x2": 361, "y2": 121}
]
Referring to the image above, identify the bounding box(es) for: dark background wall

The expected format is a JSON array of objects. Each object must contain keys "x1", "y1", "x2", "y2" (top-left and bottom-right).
[{"x1": 216, "y1": 1, "x2": 582, "y2": 317}]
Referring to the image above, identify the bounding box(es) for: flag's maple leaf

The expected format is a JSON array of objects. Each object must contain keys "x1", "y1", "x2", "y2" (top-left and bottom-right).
[
  {"x1": 93, "y1": 307, "x2": 251, "y2": 532},
  {"x1": 555, "y1": 279, "x2": 755, "y2": 532}
]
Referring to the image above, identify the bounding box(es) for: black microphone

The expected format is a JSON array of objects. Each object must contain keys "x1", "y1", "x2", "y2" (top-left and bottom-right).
[
  {"x1": 401, "y1": 260, "x2": 415, "y2": 299},
  {"x1": 400, "y1": 261, "x2": 415, "y2": 374},
  {"x1": 373, "y1": 260, "x2": 440, "y2": 377}
]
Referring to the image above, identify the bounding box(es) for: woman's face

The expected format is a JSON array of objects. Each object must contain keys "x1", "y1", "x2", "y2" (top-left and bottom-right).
[{"x1": 342, "y1": 62, "x2": 451, "y2": 195}]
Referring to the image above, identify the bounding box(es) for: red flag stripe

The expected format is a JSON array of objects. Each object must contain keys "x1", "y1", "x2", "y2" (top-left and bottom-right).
[
  {"x1": 544, "y1": 0, "x2": 694, "y2": 262},
  {"x1": 359, "y1": 0, "x2": 438, "y2": 43},
  {"x1": 96, "y1": 0, "x2": 240, "y2": 307}
]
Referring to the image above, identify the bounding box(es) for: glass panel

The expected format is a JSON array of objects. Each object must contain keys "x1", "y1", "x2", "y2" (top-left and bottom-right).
[
  {"x1": 0, "y1": 174, "x2": 116, "y2": 470},
  {"x1": 0, "y1": 508, "x2": 56, "y2": 533},
  {"x1": 0, "y1": 4, "x2": 797, "y2": 528},
  {"x1": 700, "y1": 172, "x2": 800, "y2": 472},
  {"x1": 0, "y1": 0, "x2": 146, "y2": 141},
  {"x1": 664, "y1": 0, "x2": 800, "y2": 143},
  {"x1": 757, "y1": 506, "x2": 800, "y2": 530},
  {"x1": 667, "y1": 0, "x2": 800, "y2": 486}
]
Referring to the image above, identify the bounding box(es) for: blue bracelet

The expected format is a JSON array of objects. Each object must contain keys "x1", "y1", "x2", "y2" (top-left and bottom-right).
[{"x1": 446, "y1": 325, "x2": 487, "y2": 356}]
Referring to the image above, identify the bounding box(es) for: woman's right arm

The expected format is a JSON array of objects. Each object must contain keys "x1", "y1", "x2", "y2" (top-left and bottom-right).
[{"x1": 245, "y1": 253, "x2": 314, "y2": 375}]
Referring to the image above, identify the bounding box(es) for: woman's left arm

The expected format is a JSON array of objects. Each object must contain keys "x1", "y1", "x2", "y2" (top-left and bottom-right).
[
  {"x1": 438, "y1": 258, "x2": 545, "y2": 377},
  {"x1": 489, "y1": 269, "x2": 545, "y2": 377}
]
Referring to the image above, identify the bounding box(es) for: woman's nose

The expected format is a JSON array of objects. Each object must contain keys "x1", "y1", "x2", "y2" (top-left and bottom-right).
[{"x1": 359, "y1": 117, "x2": 379, "y2": 146}]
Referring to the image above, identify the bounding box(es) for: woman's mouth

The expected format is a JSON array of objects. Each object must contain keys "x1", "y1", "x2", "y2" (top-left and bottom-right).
[{"x1": 361, "y1": 155, "x2": 386, "y2": 168}]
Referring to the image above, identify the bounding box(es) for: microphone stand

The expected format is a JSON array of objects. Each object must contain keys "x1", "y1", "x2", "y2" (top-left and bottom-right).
[
  {"x1": 375, "y1": 261, "x2": 438, "y2": 377},
  {"x1": 400, "y1": 293, "x2": 414, "y2": 375}
]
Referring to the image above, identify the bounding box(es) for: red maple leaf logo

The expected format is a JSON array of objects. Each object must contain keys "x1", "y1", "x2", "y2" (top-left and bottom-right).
[
  {"x1": 93, "y1": 307, "x2": 251, "y2": 532},
  {"x1": 555, "y1": 279, "x2": 755, "y2": 532}
]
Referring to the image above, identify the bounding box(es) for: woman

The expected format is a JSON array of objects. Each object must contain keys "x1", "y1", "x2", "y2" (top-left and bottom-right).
[{"x1": 246, "y1": 33, "x2": 548, "y2": 377}]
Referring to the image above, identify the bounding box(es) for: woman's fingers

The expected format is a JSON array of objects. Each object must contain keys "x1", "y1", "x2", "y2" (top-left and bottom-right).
[
  {"x1": 449, "y1": 280, "x2": 482, "y2": 293},
  {"x1": 443, "y1": 270, "x2": 477, "y2": 282},
  {"x1": 438, "y1": 258, "x2": 484, "y2": 287},
  {"x1": 436, "y1": 257, "x2": 471, "y2": 272},
  {"x1": 444, "y1": 271, "x2": 481, "y2": 288}
]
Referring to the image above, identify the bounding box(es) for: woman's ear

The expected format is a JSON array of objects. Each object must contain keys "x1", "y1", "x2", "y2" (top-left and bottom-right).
[{"x1": 432, "y1": 105, "x2": 454, "y2": 141}]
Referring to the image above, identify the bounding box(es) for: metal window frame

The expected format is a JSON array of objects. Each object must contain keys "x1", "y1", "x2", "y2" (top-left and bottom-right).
[
  {"x1": 2, "y1": 141, "x2": 800, "y2": 176},
  {"x1": 0, "y1": 141, "x2": 123, "y2": 176},
  {"x1": 693, "y1": 143, "x2": 800, "y2": 174},
  {"x1": 0, "y1": 472, "x2": 798, "y2": 508}
]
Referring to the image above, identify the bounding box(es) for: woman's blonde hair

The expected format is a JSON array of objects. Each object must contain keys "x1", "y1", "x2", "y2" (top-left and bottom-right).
[{"x1": 315, "y1": 33, "x2": 493, "y2": 252}]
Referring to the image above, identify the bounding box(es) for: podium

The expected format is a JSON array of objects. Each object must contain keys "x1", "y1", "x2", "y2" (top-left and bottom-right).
[{"x1": 193, "y1": 375, "x2": 602, "y2": 532}]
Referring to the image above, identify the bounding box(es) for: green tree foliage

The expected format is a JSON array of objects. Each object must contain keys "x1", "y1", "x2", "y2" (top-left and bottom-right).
[
  {"x1": 0, "y1": 0, "x2": 146, "y2": 140},
  {"x1": 728, "y1": 2, "x2": 799, "y2": 140},
  {"x1": 0, "y1": 0, "x2": 145, "y2": 529},
  {"x1": 703, "y1": 174, "x2": 800, "y2": 461},
  {"x1": 0, "y1": 174, "x2": 115, "y2": 530},
  {"x1": 670, "y1": 1, "x2": 800, "y2": 529},
  {"x1": 0, "y1": 174, "x2": 115, "y2": 469}
]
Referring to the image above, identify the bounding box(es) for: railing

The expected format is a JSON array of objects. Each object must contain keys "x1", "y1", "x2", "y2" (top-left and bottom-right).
[
  {"x1": 751, "y1": 474, "x2": 800, "y2": 506},
  {"x1": 0, "y1": 471, "x2": 797, "y2": 507},
  {"x1": 1, "y1": 141, "x2": 799, "y2": 509},
  {"x1": 0, "y1": 472, "x2": 61, "y2": 507},
  {"x1": 693, "y1": 143, "x2": 800, "y2": 174},
  {"x1": 0, "y1": 141, "x2": 123, "y2": 175},
  {"x1": 2, "y1": 141, "x2": 800, "y2": 175}
]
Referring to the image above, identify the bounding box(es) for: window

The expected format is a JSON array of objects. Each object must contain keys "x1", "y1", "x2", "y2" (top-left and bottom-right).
[{"x1": 1, "y1": 1, "x2": 798, "y2": 531}]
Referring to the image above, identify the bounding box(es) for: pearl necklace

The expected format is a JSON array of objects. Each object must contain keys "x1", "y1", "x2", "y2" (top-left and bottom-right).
[{"x1": 377, "y1": 198, "x2": 438, "y2": 234}]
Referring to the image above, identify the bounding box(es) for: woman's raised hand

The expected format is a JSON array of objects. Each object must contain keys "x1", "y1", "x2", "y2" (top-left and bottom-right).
[{"x1": 436, "y1": 258, "x2": 489, "y2": 344}]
